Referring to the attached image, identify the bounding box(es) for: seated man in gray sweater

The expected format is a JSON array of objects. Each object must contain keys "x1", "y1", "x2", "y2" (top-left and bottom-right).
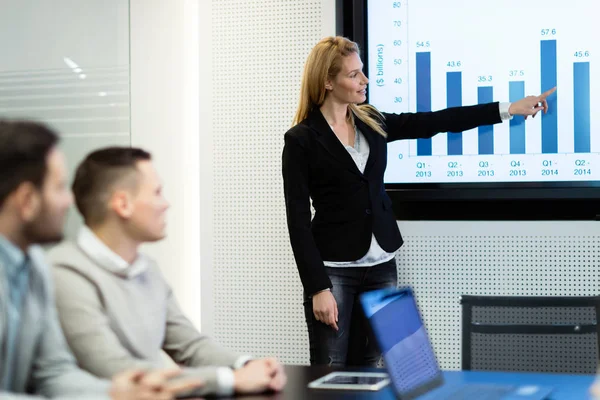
[{"x1": 48, "y1": 147, "x2": 286, "y2": 398}]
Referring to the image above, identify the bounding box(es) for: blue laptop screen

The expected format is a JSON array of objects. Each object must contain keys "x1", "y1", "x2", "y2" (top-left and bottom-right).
[{"x1": 360, "y1": 288, "x2": 442, "y2": 398}]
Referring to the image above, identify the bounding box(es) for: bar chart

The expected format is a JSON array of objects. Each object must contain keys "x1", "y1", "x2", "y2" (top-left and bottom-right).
[{"x1": 367, "y1": 0, "x2": 598, "y2": 184}]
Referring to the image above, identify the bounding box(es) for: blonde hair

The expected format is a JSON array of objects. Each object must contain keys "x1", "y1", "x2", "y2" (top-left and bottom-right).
[{"x1": 293, "y1": 36, "x2": 387, "y2": 137}]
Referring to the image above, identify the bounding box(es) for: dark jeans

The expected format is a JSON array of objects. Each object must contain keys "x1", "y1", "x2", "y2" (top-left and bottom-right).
[{"x1": 303, "y1": 258, "x2": 398, "y2": 367}]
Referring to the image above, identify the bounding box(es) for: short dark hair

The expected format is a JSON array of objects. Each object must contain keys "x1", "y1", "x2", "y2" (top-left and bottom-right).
[
  {"x1": 0, "y1": 120, "x2": 60, "y2": 209},
  {"x1": 72, "y1": 146, "x2": 152, "y2": 226}
]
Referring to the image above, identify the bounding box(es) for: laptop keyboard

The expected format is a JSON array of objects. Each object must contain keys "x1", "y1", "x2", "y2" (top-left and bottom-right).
[{"x1": 442, "y1": 384, "x2": 515, "y2": 400}]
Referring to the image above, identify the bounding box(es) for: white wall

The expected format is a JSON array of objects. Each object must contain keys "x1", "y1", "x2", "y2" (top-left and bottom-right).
[
  {"x1": 0, "y1": 0, "x2": 128, "y2": 71},
  {"x1": 129, "y1": 0, "x2": 202, "y2": 329},
  {"x1": 0, "y1": 0, "x2": 131, "y2": 240},
  {"x1": 200, "y1": 0, "x2": 337, "y2": 363},
  {"x1": 1, "y1": 0, "x2": 204, "y2": 330}
]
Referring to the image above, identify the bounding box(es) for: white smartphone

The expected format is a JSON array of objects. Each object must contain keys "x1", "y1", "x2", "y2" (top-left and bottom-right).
[{"x1": 308, "y1": 371, "x2": 390, "y2": 391}]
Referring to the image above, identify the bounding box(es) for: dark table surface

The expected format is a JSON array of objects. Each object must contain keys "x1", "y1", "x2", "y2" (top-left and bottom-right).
[{"x1": 190, "y1": 365, "x2": 596, "y2": 400}]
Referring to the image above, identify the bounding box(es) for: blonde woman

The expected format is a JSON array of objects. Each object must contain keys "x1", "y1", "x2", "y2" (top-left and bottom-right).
[{"x1": 282, "y1": 36, "x2": 555, "y2": 367}]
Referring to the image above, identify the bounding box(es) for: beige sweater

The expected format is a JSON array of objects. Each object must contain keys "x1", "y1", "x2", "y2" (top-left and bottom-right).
[{"x1": 48, "y1": 240, "x2": 244, "y2": 397}]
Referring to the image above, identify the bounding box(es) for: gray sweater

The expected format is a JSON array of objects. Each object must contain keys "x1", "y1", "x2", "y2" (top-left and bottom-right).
[{"x1": 48, "y1": 238, "x2": 245, "y2": 397}]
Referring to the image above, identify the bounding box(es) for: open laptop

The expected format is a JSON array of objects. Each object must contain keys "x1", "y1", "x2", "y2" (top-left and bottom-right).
[{"x1": 357, "y1": 287, "x2": 554, "y2": 400}]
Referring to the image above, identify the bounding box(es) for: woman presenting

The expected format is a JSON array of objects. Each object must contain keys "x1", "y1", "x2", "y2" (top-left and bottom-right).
[{"x1": 282, "y1": 36, "x2": 555, "y2": 367}]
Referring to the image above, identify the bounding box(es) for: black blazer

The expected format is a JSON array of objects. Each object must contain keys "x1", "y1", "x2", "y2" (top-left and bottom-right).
[{"x1": 282, "y1": 103, "x2": 502, "y2": 295}]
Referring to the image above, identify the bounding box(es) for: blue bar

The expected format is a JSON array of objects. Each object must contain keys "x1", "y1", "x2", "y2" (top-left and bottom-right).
[
  {"x1": 541, "y1": 40, "x2": 557, "y2": 153},
  {"x1": 509, "y1": 81, "x2": 526, "y2": 154},
  {"x1": 416, "y1": 52, "x2": 432, "y2": 156},
  {"x1": 574, "y1": 62, "x2": 590, "y2": 153},
  {"x1": 446, "y1": 71, "x2": 462, "y2": 155},
  {"x1": 477, "y1": 86, "x2": 494, "y2": 155}
]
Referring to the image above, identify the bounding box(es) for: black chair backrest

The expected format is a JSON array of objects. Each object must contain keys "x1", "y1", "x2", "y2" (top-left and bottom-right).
[{"x1": 460, "y1": 295, "x2": 600, "y2": 374}]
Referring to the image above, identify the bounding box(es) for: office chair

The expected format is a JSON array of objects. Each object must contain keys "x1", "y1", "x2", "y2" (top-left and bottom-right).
[{"x1": 460, "y1": 295, "x2": 600, "y2": 374}]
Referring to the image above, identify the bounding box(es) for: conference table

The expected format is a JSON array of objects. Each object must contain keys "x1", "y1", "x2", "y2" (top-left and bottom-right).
[{"x1": 206, "y1": 365, "x2": 597, "y2": 399}]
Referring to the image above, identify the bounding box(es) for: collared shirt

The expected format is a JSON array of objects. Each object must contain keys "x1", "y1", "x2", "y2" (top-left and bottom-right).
[
  {"x1": 0, "y1": 235, "x2": 30, "y2": 390},
  {"x1": 77, "y1": 226, "x2": 149, "y2": 278},
  {"x1": 76, "y1": 226, "x2": 251, "y2": 395}
]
